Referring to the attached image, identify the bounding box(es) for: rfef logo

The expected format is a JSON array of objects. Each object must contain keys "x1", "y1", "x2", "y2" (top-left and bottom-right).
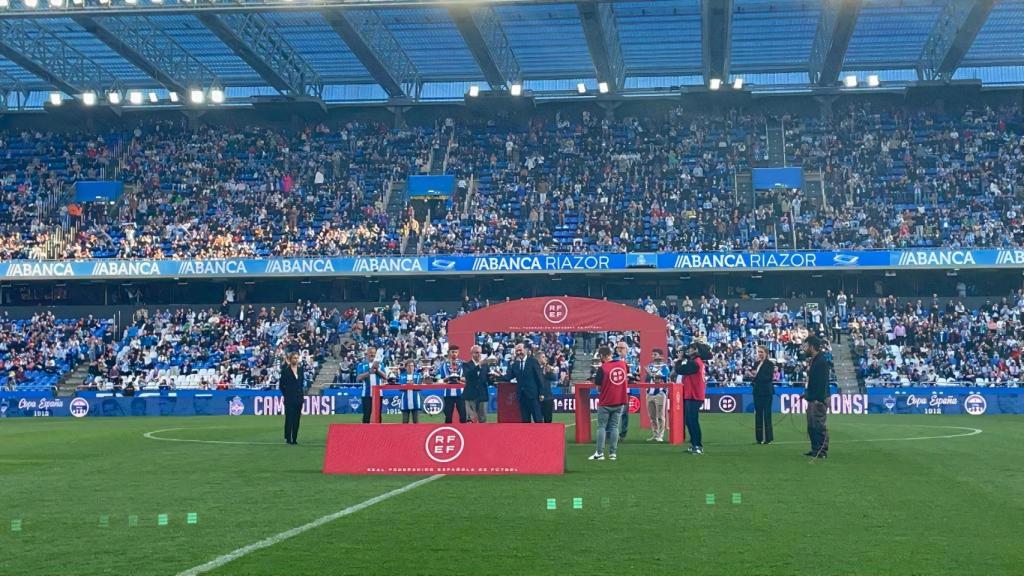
[
  {"x1": 964, "y1": 394, "x2": 987, "y2": 416},
  {"x1": 608, "y1": 366, "x2": 628, "y2": 386},
  {"x1": 69, "y1": 397, "x2": 90, "y2": 418},
  {"x1": 628, "y1": 395, "x2": 641, "y2": 414},
  {"x1": 425, "y1": 426, "x2": 465, "y2": 463},
  {"x1": 423, "y1": 395, "x2": 444, "y2": 416},
  {"x1": 718, "y1": 395, "x2": 737, "y2": 413},
  {"x1": 543, "y1": 299, "x2": 568, "y2": 324}
]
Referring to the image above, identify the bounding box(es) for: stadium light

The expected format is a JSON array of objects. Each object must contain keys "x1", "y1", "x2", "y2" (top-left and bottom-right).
[
  {"x1": 169, "y1": 92, "x2": 180, "y2": 103},
  {"x1": 82, "y1": 91, "x2": 97, "y2": 106},
  {"x1": 598, "y1": 82, "x2": 609, "y2": 94},
  {"x1": 24, "y1": 0, "x2": 38, "y2": 8},
  {"x1": 148, "y1": 91, "x2": 158, "y2": 103},
  {"x1": 107, "y1": 91, "x2": 121, "y2": 105},
  {"x1": 72, "y1": 0, "x2": 83, "y2": 4},
  {"x1": 510, "y1": 83, "x2": 522, "y2": 97},
  {"x1": 49, "y1": 92, "x2": 62, "y2": 106},
  {"x1": 210, "y1": 88, "x2": 225, "y2": 104},
  {"x1": 709, "y1": 78, "x2": 722, "y2": 91},
  {"x1": 48, "y1": 0, "x2": 63, "y2": 7},
  {"x1": 0, "y1": 0, "x2": 9, "y2": 8},
  {"x1": 150, "y1": 0, "x2": 162, "y2": 3},
  {"x1": 844, "y1": 75, "x2": 858, "y2": 88},
  {"x1": 128, "y1": 91, "x2": 143, "y2": 105},
  {"x1": 98, "y1": 0, "x2": 110, "y2": 4},
  {"x1": 732, "y1": 78, "x2": 744, "y2": 90},
  {"x1": 190, "y1": 89, "x2": 205, "y2": 104},
  {"x1": 867, "y1": 74, "x2": 880, "y2": 88},
  {"x1": 124, "y1": 0, "x2": 137, "y2": 4},
  {"x1": 577, "y1": 83, "x2": 586, "y2": 94},
  {"x1": 467, "y1": 85, "x2": 479, "y2": 98}
]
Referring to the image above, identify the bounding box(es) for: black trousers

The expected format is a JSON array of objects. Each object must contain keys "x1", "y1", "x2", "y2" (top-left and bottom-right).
[
  {"x1": 443, "y1": 396, "x2": 469, "y2": 423},
  {"x1": 284, "y1": 400, "x2": 302, "y2": 443},
  {"x1": 541, "y1": 397, "x2": 555, "y2": 423},
  {"x1": 361, "y1": 395, "x2": 372, "y2": 424},
  {"x1": 684, "y1": 399, "x2": 702, "y2": 448},
  {"x1": 807, "y1": 400, "x2": 829, "y2": 456},
  {"x1": 754, "y1": 395, "x2": 774, "y2": 443},
  {"x1": 519, "y1": 396, "x2": 543, "y2": 423}
]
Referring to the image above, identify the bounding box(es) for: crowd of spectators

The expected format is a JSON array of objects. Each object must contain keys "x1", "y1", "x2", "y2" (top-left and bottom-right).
[
  {"x1": 1, "y1": 312, "x2": 110, "y2": 392},
  {"x1": 851, "y1": 292, "x2": 1024, "y2": 387},
  {"x1": 2, "y1": 103, "x2": 1024, "y2": 260}
]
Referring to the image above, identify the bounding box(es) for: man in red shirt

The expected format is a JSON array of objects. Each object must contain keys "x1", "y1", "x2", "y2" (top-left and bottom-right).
[
  {"x1": 588, "y1": 347, "x2": 628, "y2": 461},
  {"x1": 673, "y1": 343, "x2": 707, "y2": 454}
]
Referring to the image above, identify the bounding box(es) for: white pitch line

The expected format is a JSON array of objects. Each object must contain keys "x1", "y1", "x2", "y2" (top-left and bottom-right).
[
  {"x1": 706, "y1": 424, "x2": 983, "y2": 447},
  {"x1": 176, "y1": 474, "x2": 444, "y2": 576},
  {"x1": 144, "y1": 427, "x2": 290, "y2": 446}
]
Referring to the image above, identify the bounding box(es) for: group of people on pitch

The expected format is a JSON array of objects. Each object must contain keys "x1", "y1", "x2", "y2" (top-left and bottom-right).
[{"x1": 587, "y1": 335, "x2": 831, "y2": 461}]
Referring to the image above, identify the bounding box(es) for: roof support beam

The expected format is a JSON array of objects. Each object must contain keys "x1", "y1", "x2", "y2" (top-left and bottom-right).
[
  {"x1": 0, "y1": 19, "x2": 121, "y2": 95},
  {"x1": 701, "y1": 0, "x2": 733, "y2": 85},
  {"x1": 808, "y1": 0, "x2": 862, "y2": 86},
  {"x1": 449, "y1": 6, "x2": 520, "y2": 91},
  {"x1": 577, "y1": 1, "x2": 625, "y2": 92},
  {"x1": 322, "y1": 10, "x2": 418, "y2": 99},
  {"x1": 919, "y1": 0, "x2": 995, "y2": 82},
  {"x1": 198, "y1": 13, "x2": 323, "y2": 98},
  {"x1": 74, "y1": 15, "x2": 218, "y2": 97}
]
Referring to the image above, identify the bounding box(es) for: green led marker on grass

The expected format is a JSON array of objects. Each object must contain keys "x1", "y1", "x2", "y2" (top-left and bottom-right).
[
  {"x1": 572, "y1": 498, "x2": 583, "y2": 509},
  {"x1": 128, "y1": 515, "x2": 139, "y2": 528},
  {"x1": 11, "y1": 519, "x2": 22, "y2": 532},
  {"x1": 157, "y1": 514, "x2": 168, "y2": 526},
  {"x1": 187, "y1": 512, "x2": 198, "y2": 525},
  {"x1": 99, "y1": 515, "x2": 109, "y2": 528},
  {"x1": 732, "y1": 493, "x2": 742, "y2": 505},
  {"x1": 546, "y1": 499, "x2": 557, "y2": 510},
  {"x1": 706, "y1": 493, "x2": 716, "y2": 505}
]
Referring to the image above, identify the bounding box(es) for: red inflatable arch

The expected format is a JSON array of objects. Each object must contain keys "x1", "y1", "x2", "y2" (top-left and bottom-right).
[{"x1": 447, "y1": 296, "x2": 670, "y2": 432}]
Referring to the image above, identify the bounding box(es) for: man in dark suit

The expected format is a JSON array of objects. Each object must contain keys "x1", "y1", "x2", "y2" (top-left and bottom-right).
[
  {"x1": 462, "y1": 345, "x2": 493, "y2": 423},
  {"x1": 507, "y1": 342, "x2": 544, "y2": 423},
  {"x1": 803, "y1": 335, "x2": 831, "y2": 459},
  {"x1": 278, "y1": 352, "x2": 305, "y2": 445}
]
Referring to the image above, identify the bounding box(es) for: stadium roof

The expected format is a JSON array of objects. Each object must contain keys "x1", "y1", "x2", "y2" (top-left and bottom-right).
[{"x1": 0, "y1": 0, "x2": 1022, "y2": 110}]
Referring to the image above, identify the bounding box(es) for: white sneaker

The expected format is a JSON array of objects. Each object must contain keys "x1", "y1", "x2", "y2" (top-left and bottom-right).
[
  {"x1": 694, "y1": 447, "x2": 704, "y2": 455},
  {"x1": 655, "y1": 437, "x2": 665, "y2": 443},
  {"x1": 609, "y1": 454, "x2": 617, "y2": 461},
  {"x1": 588, "y1": 452, "x2": 605, "y2": 461},
  {"x1": 646, "y1": 436, "x2": 657, "y2": 442}
]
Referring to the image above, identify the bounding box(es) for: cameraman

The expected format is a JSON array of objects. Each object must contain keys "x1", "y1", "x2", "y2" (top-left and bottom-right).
[{"x1": 672, "y1": 343, "x2": 707, "y2": 455}]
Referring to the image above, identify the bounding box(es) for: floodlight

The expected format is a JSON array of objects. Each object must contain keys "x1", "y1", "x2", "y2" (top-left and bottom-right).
[
  {"x1": 709, "y1": 78, "x2": 722, "y2": 91},
  {"x1": 210, "y1": 88, "x2": 224, "y2": 104},
  {"x1": 844, "y1": 75, "x2": 858, "y2": 88},
  {"x1": 577, "y1": 83, "x2": 586, "y2": 94},
  {"x1": 510, "y1": 83, "x2": 522, "y2": 97},
  {"x1": 49, "y1": 92, "x2": 62, "y2": 106},
  {"x1": 598, "y1": 82, "x2": 609, "y2": 94},
  {"x1": 467, "y1": 85, "x2": 479, "y2": 98},
  {"x1": 82, "y1": 92, "x2": 97, "y2": 106},
  {"x1": 190, "y1": 89, "x2": 205, "y2": 104}
]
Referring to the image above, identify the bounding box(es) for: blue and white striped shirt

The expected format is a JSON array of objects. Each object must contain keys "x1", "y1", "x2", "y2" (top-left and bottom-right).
[
  {"x1": 355, "y1": 360, "x2": 386, "y2": 398},
  {"x1": 436, "y1": 360, "x2": 464, "y2": 397},
  {"x1": 396, "y1": 371, "x2": 423, "y2": 411},
  {"x1": 646, "y1": 362, "x2": 671, "y2": 395}
]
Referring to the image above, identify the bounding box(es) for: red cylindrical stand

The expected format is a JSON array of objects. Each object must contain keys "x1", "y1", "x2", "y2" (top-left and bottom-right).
[
  {"x1": 371, "y1": 386, "x2": 382, "y2": 423},
  {"x1": 668, "y1": 382, "x2": 685, "y2": 445}
]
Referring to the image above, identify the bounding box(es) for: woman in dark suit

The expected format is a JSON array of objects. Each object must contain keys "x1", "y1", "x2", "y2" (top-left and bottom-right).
[
  {"x1": 279, "y1": 353, "x2": 305, "y2": 445},
  {"x1": 747, "y1": 346, "x2": 775, "y2": 444}
]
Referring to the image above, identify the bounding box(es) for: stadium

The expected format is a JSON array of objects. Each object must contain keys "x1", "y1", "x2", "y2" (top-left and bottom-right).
[{"x1": 2, "y1": 0, "x2": 1024, "y2": 574}]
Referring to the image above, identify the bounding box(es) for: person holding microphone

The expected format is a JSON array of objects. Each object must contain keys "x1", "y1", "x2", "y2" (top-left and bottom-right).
[
  {"x1": 673, "y1": 342, "x2": 707, "y2": 455},
  {"x1": 355, "y1": 347, "x2": 387, "y2": 424},
  {"x1": 278, "y1": 352, "x2": 304, "y2": 445},
  {"x1": 747, "y1": 345, "x2": 776, "y2": 444}
]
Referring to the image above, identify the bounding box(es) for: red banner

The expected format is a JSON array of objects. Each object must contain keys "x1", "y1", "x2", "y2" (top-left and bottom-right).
[{"x1": 322, "y1": 423, "x2": 566, "y2": 475}]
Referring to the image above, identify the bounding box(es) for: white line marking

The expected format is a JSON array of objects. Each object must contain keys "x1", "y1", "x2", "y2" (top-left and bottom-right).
[
  {"x1": 175, "y1": 474, "x2": 444, "y2": 576},
  {"x1": 709, "y1": 423, "x2": 983, "y2": 447},
  {"x1": 144, "y1": 427, "x2": 297, "y2": 446}
]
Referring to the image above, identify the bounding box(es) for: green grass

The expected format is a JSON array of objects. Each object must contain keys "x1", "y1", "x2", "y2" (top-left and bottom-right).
[{"x1": 2, "y1": 412, "x2": 1022, "y2": 576}]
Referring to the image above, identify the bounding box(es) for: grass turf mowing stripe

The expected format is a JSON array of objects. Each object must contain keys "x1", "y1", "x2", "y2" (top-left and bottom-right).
[{"x1": 175, "y1": 474, "x2": 444, "y2": 576}]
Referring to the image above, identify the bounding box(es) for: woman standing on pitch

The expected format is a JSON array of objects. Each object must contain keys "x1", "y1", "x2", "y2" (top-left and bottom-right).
[
  {"x1": 747, "y1": 346, "x2": 776, "y2": 444},
  {"x1": 396, "y1": 360, "x2": 423, "y2": 424}
]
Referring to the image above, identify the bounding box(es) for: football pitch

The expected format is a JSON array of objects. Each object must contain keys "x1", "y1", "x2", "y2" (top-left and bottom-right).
[{"x1": 2, "y1": 413, "x2": 1022, "y2": 576}]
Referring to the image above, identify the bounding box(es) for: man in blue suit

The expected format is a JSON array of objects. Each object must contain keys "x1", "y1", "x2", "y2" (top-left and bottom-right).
[{"x1": 507, "y1": 342, "x2": 545, "y2": 423}]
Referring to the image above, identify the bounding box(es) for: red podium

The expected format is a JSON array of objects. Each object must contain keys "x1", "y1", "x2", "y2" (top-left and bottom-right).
[{"x1": 573, "y1": 382, "x2": 685, "y2": 445}]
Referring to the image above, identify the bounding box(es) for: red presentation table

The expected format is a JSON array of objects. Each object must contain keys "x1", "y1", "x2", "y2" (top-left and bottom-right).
[{"x1": 323, "y1": 423, "x2": 566, "y2": 475}]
